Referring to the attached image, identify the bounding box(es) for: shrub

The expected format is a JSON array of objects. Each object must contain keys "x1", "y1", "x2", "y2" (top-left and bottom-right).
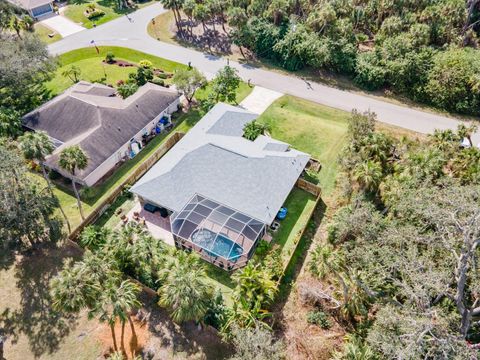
[
  {"x1": 117, "y1": 82, "x2": 138, "y2": 98},
  {"x1": 156, "y1": 72, "x2": 168, "y2": 79},
  {"x1": 307, "y1": 310, "x2": 331, "y2": 329},
  {"x1": 139, "y1": 60, "x2": 153, "y2": 69},
  {"x1": 243, "y1": 120, "x2": 268, "y2": 141},
  {"x1": 86, "y1": 9, "x2": 105, "y2": 20},
  {"x1": 151, "y1": 78, "x2": 165, "y2": 86},
  {"x1": 105, "y1": 52, "x2": 115, "y2": 63},
  {"x1": 79, "y1": 186, "x2": 94, "y2": 199}
]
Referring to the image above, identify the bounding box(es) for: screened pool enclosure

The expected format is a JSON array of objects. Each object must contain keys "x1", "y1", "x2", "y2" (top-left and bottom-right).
[{"x1": 171, "y1": 194, "x2": 266, "y2": 270}]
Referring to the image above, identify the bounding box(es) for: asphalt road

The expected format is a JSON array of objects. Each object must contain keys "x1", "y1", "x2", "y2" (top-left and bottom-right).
[{"x1": 49, "y1": 3, "x2": 480, "y2": 145}]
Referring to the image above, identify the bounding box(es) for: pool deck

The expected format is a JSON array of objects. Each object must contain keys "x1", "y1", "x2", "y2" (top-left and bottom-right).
[{"x1": 126, "y1": 202, "x2": 175, "y2": 246}]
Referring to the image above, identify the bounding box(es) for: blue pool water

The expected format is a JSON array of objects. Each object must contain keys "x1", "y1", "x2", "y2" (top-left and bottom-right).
[{"x1": 191, "y1": 229, "x2": 243, "y2": 260}]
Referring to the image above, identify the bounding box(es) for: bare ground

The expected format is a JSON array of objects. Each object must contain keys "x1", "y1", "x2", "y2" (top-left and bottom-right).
[
  {"x1": 0, "y1": 243, "x2": 231, "y2": 360},
  {"x1": 270, "y1": 197, "x2": 346, "y2": 360}
]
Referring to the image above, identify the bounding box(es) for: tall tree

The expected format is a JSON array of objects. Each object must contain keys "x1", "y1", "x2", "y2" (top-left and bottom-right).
[
  {"x1": 51, "y1": 252, "x2": 141, "y2": 353},
  {"x1": 97, "y1": 280, "x2": 141, "y2": 355},
  {"x1": 172, "y1": 67, "x2": 207, "y2": 103},
  {"x1": 0, "y1": 143, "x2": 62, "y2": 250},
  {"x1": 157, "y1": 251, "x2": 213, "y2": 323},
  {"x1": 58, "y1": 145, "x2": 88, "y2": 220},
  {"x1": 211, "y1": 65, "x2": 241, "y2": 103},
  {"x1": 0, "y1": 33, "x2": 55, "y2": 114},
  {"x1": 19, "y1": 131, "x2": 72, "y2": 233},
  {"x1": 160, "y1": 0, "x2": 183, "y2": 33}
]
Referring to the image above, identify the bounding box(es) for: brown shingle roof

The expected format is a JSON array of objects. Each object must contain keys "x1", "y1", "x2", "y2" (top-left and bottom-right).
[{"x1": 23, "y1": 81, "x2": 180, "y2": 182}]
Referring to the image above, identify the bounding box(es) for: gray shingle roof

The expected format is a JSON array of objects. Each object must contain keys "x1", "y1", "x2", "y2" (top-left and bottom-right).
[
  {"x1": 7, "y1": 0, "x2": 51, "y2": 10},
  {"x1": 22, "y1": 81, "x2": 180, "y2": 181},
  {"x1": 130, "y1": 103, "x2": 310, "y2": 224}
]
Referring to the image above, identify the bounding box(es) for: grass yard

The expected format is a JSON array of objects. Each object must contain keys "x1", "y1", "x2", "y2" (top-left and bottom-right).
[
  {"x1": 0, "y1": 244, "x2": 103, "y2": 360},
  {"x1": 257, "y1": 95, "x2": 350, "y2": 195},
  {"x1": 195, "y1": 81, "x2": 253, "y2": 106},
  {"x1": 34, "y1": 23, "x2": 62, "y2": 44},
  {"x1": 64, "y1": 0, "x2": 154, "y2": 29},
  {"x1": 46, "y1": 46, "x2": 187, "y2": 95},
  {"x1": 271, "y1": 188, "x2": 317, "y2": 265},
  {"x1": 40, "y1": 46, "x2": 252, "y2": 228},
  {"x1": 147, "y1": 11, "x2": 176, "y2": 44}
]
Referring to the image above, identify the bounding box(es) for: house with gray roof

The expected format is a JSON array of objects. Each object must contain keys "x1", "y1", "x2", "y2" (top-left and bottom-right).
[
  {"x1": 23, "y1": 81, "x2": 181, "y2": 186},
  {"x1": 130, "y1": 103, "x2": 310, "y2": 270},
  {"x1": 7, "y1": 0, "x2": 53, "y2": 18}
]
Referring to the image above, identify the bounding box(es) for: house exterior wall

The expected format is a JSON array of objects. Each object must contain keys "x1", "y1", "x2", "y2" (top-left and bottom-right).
[{"x1": 83, "y1": 98, "x2": 180, "y2": 187}]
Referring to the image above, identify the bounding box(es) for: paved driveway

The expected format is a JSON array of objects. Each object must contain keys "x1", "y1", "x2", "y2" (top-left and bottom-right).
[
  {"x1": 240, "y1": 87, "x2": 283, "y2": 114},
  {"x1": 40, "y1": 15, "x2": 85, "y2": 37}
]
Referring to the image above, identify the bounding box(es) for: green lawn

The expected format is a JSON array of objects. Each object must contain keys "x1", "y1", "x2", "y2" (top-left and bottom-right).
[
  {"x1": 46, "y1": 46, "x2": 187, "y2": 95},
  {"x1": 39, "y1": 47, "x2": 252, "y2": 229},
  {"x1": 257, "y1": 95, "x2": 349, "y2": 195},
  {"x1": 270, "y1": 188, "x2": 317, "y2": 265},
  {"x1": 195, "y1": 81, "x2": 253, "y2": 106},
  {"x1": 34, "y1": 23, "x2": 62, "y2": 44},
  {"x1": 64, "y1": 0, "x2": 154, "y2": 29}
]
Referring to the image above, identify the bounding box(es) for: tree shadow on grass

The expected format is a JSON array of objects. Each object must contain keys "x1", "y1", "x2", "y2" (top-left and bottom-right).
[
  {"x1": 173, "y1": 19, "x2": 233, "y2": 57},
  {"x1": 140, "y1": 292, "x2": 232, "y2": 359},
  {"x1": 0, "y1": 243, "x2": 82, "y2": 358}
]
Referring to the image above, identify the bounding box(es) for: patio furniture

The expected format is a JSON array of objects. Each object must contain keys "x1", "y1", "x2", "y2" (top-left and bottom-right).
[
  {"x1": 143, "y1": 203, "x2": 158, "y2": 213},
  {"x1": 159, "y1": 207, "x2": 169, "y2": 218}
]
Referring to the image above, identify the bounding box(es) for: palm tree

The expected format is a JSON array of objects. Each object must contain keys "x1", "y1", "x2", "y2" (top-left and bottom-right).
[
  {"x1": 51, "y1": 260, "x2": 88, "y2": 313},
  {"x1": 161, "y1": 0, "x2": 183, "y2": 33},
  {"x1": 19, "y1": 131, "x2": 72, "y2": 233},
  {"x1": 243, "y1": 121, "x2": 268, "y2": 141},
  {"x1": 223, "y1": 297, "x2": 272, "y2": 333},
  {"x1": 10, "y1": 15, "x2": 24, "y2": 38},
  {"x1": 429, "y1": 129, "x2": 459, "y2": 152},
  {"x1": 97, "y1": 280, "x2": 141, "y2": 355},
  {"x1": 79, "y1": 225, "x2": 110, "y2": 250},
  {"x1": 158, "y1": 251, "x2": 213, "y2": 323},
  {"x1": 58, "y1": 145, "x2": 88, "y2": 220},
  {"x1": 232, "y1": 262, "x2": 277, "y2": 307},
  {"x1": 309, "y1": 244, "x2": 345, "y2": 280},
  {"x1": 353, "y1": 160, "x2": 383, "y2": 192},
  {"x1": 62, "y1": 65, "x2": 81, "y2": 84}
]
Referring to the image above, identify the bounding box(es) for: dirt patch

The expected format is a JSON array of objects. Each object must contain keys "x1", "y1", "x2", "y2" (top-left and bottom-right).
[
  {"x1": 279, "y1": 278, "x2": 345, "y2": 360},
  {"x1": 98, "y1": 317, "x2": 150, "y2": 359},
  {"x1": 270, "y1": 196, "x2": 346, "y2": 360}
]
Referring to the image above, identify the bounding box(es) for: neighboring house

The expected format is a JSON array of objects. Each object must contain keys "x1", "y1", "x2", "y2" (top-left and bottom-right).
[
  {"x1": 7, "y1": 0, "x2": 54, "y2": 18},
  {"x1": 130, "y1": 103, "x2": 310, "y2": 270},
  {"x1": 23, "y1": 81, "x2": 181, "y2": 186}
]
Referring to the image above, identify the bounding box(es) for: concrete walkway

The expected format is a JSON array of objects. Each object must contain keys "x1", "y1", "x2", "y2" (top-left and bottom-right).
[
  {"x1": 40, "y1": 14, "x2": 85, "y2": 37},
  {"x1": 48, "y1": 3, "x2": 480, "y2": 145},
  {"x1": 240, "y1": 86, "x2": 283, "y2": 114}
]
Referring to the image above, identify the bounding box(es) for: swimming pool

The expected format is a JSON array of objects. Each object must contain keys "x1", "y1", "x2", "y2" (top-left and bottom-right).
[{"x1": 191, "y1": 229, "x2": 243, "y2": 260}]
